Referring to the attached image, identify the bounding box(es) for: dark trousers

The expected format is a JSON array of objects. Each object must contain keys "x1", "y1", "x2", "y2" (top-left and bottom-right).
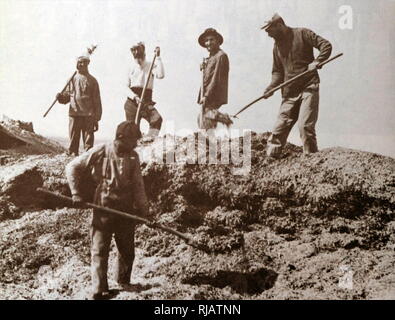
[
  {"x1": 124, "y1": 98, "x2": 162, "y2": 136},
  {"x1": 68, "y1": 116, "x2": 95, "y2": 155},
  {"x1": 90, "y1": 211, "x2": 135, "y2": 295}
]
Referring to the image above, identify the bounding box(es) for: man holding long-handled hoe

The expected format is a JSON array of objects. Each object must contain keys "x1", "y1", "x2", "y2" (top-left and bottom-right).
[
  {"x1": 124, "y1": 42, "x2": 164, "y2": 143},
  {"x1": 262, "y1": 13, "x2": 332, "y2": 158},
  {"x1": 66, "y1": 121, "x2": 148, "y2": 300},
  {"x1": 56, "y1": 51, "x2": 102, "y2": 156}
]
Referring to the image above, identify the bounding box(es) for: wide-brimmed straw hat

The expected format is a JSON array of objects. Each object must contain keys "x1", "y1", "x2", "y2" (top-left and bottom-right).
[{"x1": 198, "y1": 28, "x2": 224, "y2": 47}]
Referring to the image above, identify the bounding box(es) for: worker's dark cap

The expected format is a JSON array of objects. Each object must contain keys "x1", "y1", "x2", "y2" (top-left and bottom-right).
[
  {"x1": 261, "y1": 13, "x2": 285, "y2": 30},
  {"x1": 115, "y1": 121, "x2": 141, "y2": 140},
  {"x1": 198, "y1": 28, "x2": 224, "y2": 47}
]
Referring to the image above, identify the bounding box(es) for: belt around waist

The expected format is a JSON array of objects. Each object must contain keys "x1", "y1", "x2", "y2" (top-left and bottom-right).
[{"x1": 131, "y1": 87, "x2": 153, "y2": 100}]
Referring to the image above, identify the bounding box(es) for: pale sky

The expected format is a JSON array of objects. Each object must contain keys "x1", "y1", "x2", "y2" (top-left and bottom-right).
[{"x1": 0, "y1": 0, "x2": 394, "y2": 157}]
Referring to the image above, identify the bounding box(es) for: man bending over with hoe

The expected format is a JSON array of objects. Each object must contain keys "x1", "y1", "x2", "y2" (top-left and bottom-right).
[{"x1": 66, "y1": 121, "x2": 149, "y2": 300}]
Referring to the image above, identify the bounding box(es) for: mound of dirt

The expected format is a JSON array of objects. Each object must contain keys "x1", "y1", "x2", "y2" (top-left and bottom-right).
[
  {"x1": 0, "y1": 131, "x2": 394, "y2": 299},
  {"x1": 0, "y1": 115, "x2": 65, "y2": 156}
]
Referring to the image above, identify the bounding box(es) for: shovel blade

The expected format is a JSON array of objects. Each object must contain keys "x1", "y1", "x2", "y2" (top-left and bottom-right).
[{"x1": 198, "y1": 109, "x2": 233, "y2": 129}]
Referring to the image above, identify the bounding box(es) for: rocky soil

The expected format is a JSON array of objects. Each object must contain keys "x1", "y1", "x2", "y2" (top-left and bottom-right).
[
  {"x1": 0, "y1": 115, "x2": 65, "y2": 158},
  {"x1": 0, "y1": 128, "x2": 394, "y2": 300}
]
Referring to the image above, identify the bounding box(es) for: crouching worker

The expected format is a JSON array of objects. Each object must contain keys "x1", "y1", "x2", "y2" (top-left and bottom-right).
[{"x1": 65, "y1": 121, "x2": 149, "y2": 300}]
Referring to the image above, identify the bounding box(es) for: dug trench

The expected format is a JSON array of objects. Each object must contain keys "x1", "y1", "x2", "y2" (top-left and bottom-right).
[{"x1": 1, "y1": 133, "x2": 395, "y2": 299}]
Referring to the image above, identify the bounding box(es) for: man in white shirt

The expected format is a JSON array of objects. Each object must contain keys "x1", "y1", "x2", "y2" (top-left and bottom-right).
[{"x1": 124, "y1": 42, "x2": 164, "y2": 142}]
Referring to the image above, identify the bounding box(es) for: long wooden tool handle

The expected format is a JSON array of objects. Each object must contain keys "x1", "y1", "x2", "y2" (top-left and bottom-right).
[
  {"x1": 43, "y1": 71, "x2": 77, "y2": 118},
  {"x1": 36, "y1": 188, "x2": 193, "y2": 244},
  {"x1": 198, "y1": 57, "x2": 207, "y2": 128},
  {"x1": 232, "y1": 53, "x2": 343, "y2": 118},
  {"x1": 134, "y1": 50, "x2": 159, "y2": 124},
  {"x1": 200, "y1": 57, "x2": 208, "y2": 101}
]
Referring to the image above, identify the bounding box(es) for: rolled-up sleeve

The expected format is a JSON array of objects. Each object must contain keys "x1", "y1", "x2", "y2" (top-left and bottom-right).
[
  {"x1": 153, "y1": 57, "x2": 165, "y2": 79},
  {"x1": 66, "y1": 145, "x2": 104, "y2": 196}
]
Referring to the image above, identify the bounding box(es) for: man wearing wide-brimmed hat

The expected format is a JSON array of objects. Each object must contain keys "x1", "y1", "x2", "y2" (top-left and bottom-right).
[
  {"x1": 261, "y1": 13, "x2": 332, "y2": 158},
  {"x1": 197, "y1": 28, "x2": 232, "y2": 130}
]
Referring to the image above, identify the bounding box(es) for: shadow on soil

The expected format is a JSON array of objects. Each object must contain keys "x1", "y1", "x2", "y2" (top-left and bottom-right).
[{"x1": 183, "y1": 268, "x2": 278, "y2": 295}]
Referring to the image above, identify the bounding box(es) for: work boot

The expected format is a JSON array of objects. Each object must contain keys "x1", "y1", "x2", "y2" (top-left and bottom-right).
[
  {"x1": 86, "y1": 290, "x2": 119, "y2": 300},
  {"x1": 118, "y1": 282, "x2": 135, "y2": 291},
  {"x1": 118, "y1": 282, "x2": 145, "y2": 292},
  {"x1": 141, "y1": 128, "x2": 160, "y2": 143},
  {"x1": 302, "y1": 152, "x2": 314, "y2": 158},
  {"x1": 147, "y1": 128, "x2": 160, "y2": 138},
  {"x1": 66, "y1": 150, "x2": 78, "y2": 157},
  {"x1": 139, "y1": 131, "x2": 158, "y2": 144},
  {"x1": 138, "y1": 137, "x2": 153, "y2": 145},
  {"x1": 86, "y1": 292, "x2": 105, "y2": 300},
  {"x1": 266, "y1": 143, "x2": 282, "y2": 159},
  {"x1": 141, "y1": 135, "x2": 154, "y2": 143}
]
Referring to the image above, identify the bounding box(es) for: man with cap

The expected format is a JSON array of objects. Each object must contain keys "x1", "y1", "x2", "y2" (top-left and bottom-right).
[
  {"x1": 57, "y1": 55, "x2": 102, "y2": 156},
  {"x1": 124, "y1": 42, "x2": 164, "y2": 142},
  {"x1": 197, "y1": 28, "x2": 232, "y2": 131},
  {"x1": 261, "y1": 13, "x2": 332, "y2": 158},
  {"x1": 66, "y1": 121, "x2": 149, "y2": 300}
]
